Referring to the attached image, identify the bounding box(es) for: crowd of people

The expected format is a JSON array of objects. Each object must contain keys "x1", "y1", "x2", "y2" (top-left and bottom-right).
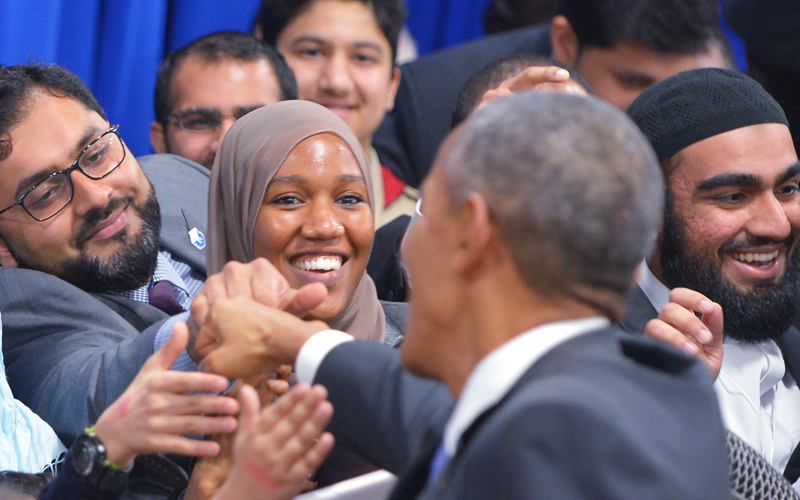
[{"x1": 0, "y1": 0, "x2": 799, "y2": 499}]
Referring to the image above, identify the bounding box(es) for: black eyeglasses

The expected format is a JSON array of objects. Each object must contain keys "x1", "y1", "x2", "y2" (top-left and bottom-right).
[
  {"x1": 0, "y1": 126, "x2": 126, "y2": 221},
  {"x1": 165, "y1": 106, "x2": 264, "y2": 133}
]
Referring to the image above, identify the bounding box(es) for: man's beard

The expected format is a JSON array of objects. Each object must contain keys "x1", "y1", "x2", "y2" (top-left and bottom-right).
[
  {"x1": 659, "y1": 198, "x2": 799, "y2": 343},
  {"x1": 7, "y1": 189, "x2": 161, "y2": 294}
]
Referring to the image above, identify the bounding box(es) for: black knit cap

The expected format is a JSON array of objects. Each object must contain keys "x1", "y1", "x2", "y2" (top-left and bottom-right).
[{"x1": 627, "y1": 68, "x2": 788, "y2": 161}]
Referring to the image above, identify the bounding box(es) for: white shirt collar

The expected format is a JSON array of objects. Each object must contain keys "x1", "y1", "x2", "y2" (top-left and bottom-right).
[
  {"x1": 637, "y1": 260, "x2": 670, "y2": 313},
  {"x1": 442, "y1": 317, "x2": 610, "y2": 456}
]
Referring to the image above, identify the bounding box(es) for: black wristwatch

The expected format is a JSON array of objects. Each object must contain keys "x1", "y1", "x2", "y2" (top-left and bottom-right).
[{"x1": 71, "y1": 430, "x2": 130, "y2": 491}]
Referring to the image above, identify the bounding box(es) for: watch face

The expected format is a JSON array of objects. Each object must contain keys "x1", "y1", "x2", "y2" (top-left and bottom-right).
[{"x1": 73, "y1": 437, "x2": 97, "y2": 476}]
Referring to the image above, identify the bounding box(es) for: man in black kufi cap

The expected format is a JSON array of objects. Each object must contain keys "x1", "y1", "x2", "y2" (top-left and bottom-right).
[{"x1": 623, "y1": 67, "x2": 800, "y2": 485}]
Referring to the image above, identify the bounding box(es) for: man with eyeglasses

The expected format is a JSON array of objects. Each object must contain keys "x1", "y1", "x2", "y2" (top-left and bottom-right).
[
  {"x1": 150, "y1": 31, "x2": 298, "y2": 169},
  {"x1": 0, "y1": 63, "x2": 319, "y2": 464}
]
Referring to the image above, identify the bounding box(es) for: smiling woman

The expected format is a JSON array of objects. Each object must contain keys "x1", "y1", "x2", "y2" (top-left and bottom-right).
[{"x1": 206, "y1": 99, "x2": 385, "y2": 342}]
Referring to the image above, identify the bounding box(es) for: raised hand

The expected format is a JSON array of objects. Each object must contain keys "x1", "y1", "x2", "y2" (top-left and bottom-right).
[
  {"x1": 211, "y1": 384, "x2": 335, "y2": 500},
  {"x1": 94, "y1": 322, "x2": 240, "y2": 468},
  {"x1": 644, "y1": 287, "x2": 724, "y2": 378}
]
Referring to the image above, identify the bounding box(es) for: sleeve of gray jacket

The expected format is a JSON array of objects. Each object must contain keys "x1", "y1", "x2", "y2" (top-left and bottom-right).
[{"x1": 0, "y1": 268, "x2": 166, "y2": 445}]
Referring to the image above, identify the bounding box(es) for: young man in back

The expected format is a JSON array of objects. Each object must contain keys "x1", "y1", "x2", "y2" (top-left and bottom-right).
[{"x1": 257, "y1": 0, "x2": 417, "y2": 227}]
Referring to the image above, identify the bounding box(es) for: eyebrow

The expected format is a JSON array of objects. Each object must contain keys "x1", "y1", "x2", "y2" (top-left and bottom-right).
[
  {"x1": 775, "y1": 162, "x2": 800, "y2": 186},
  {"x1": 695, "y1": 162, "x2": 800, "y2": 193},
  {"x1": 13, "y1": 126, "x2": 102, "y2": 199},
  {"x1": 270, "y1": 173, "x2": 366, "y2": 185},
  {"x1": 696, "y1": 173, "x2": 762, "y2": 192},
  {"x1": 290, "y1": 36, "x2": 384, "y2": 54}
]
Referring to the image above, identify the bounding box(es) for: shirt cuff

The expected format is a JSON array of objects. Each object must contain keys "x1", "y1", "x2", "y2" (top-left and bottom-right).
[
  {"x1": 153, "y1": 312, "x2": 197, "y2": 372},
  {"x1": 295, "y1": 330, "x2": 354, "y2": 384}
]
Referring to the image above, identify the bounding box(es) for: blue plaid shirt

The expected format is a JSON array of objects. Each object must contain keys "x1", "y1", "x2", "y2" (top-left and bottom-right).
[{"x1": 119, "y1": 250, "x2": 204, "y2": 371}]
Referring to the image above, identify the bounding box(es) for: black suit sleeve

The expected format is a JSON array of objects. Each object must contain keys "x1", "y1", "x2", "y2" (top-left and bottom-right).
[{"x1": 313, "y1": 340, "x2": 455, "y2": 473}]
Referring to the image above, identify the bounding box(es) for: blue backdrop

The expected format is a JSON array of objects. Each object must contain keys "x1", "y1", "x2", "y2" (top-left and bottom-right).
[
  {"x1": 0, "y1": 0, "x2": 492, "y2": 157},
  {"x1": 0, "y1": 0, "x2": 742, "y2": 158}
]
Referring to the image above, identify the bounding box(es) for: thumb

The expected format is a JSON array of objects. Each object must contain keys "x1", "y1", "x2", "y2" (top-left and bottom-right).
[
  {"x1": 236, "y1": 384, "x2": 261, "y2": 433},
  {"x1": 283, "y1": 282, "x2": 328, "y2": 317},
  {"x1": 153, "y1": 321, "x2": 190, "y2": 371}
]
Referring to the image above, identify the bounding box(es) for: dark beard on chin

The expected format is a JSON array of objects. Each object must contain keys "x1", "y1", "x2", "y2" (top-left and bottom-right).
[
  {"x1": 8, "y1": 189, "x2": 161, "y2": 294},
  {"x1": 659, "y1": 198, "x2": 799, "y2": 344}
]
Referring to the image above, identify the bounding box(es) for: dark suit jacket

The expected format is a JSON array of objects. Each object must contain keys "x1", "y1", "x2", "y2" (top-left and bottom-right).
[
  {"x1": 314, "y1": 326, "x2": 730, "y2": 499},
  {"x1": 373, "y1": 24, "x2": 551, "y2": 188},
  {"x1": 1, "y1": 154, "x2": 209, "y2": 446}
]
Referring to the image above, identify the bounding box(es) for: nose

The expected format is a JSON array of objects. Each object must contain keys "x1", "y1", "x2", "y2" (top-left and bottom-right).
[
  {"x1": 746, "y1": 193, "x2": 793, "y2": 242},
  {"x1": 69, "y1": 170, "x2": 113, "y2": 217},
  {"x1": 209, "y1": 116, "x2": 238, "y2": 157},
  {"x1": 319, "y1": 53, "x2": 354, "y2": 96},
  {"x1": 302, "y1": 200, "x2": 345, "y2": 240}
]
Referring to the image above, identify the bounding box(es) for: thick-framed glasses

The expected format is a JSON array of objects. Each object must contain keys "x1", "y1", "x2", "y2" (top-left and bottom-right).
[
  {"x1": 165, "y1": 106, "x2": 264, "y2": 133},
  {"x1": 0, "y1": 126, "x2": 126, "y2": 222}
]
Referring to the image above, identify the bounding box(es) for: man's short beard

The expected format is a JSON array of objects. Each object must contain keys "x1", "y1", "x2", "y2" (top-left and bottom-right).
[
  {"x1": 660, "y1": 197, "x2": 799, "y2": 343},
  {"x1": 7, "y1": 189, "x2": 161, "y2": 294}
]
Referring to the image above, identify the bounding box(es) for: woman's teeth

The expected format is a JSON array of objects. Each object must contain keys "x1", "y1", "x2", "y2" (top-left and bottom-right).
[{"x1": 292, "y1": 255, "x2": 343, "y2": 271}]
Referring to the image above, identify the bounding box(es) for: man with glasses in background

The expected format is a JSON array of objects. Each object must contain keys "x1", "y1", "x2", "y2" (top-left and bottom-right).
[
  {"x1": 150, "y1": 31, "x2": 297, "y2": 170},
  {"x1": 0, "y1": 63, "x2": 303, "y2": 467}
]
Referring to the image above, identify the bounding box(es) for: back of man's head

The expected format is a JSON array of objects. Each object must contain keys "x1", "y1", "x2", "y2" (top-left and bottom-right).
[
  {"x1": 154, "y1": 31, "x2": 297, "y2": 124},
  {"x1": 557, "y1": 0, "x2": 721, "y2": 54},
  {"x1": 445, "y1": 92, "x2": 662, "y2": 317},
  {"x1": 0, "y1": 64, "x2": 106, "y2": 162}
]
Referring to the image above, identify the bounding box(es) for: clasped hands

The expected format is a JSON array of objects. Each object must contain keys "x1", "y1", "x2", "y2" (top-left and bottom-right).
[{"x1": 186, "y1": 258, "x2": 331, "y2": 379}]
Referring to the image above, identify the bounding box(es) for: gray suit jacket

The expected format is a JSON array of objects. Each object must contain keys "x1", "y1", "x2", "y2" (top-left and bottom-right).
[
  {"x1": 1, "y1": 154, "x2": 209, "y2": 445},
  {"x1": 314, "y1": 327, "x2": 730, "y2": 499}
]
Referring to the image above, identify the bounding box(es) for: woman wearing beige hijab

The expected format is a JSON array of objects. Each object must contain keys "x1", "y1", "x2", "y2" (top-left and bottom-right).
[{"x1": 207, "y1": 99, "x2": 393, "y2": 343}]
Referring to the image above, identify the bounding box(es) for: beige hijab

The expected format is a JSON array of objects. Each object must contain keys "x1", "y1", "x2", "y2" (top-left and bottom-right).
[{"x1": 207, "y1": 100, "x2": 384, "y2": 342}]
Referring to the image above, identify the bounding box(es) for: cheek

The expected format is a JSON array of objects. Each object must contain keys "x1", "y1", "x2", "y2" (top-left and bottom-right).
[
  {"x1": 285, "y1": 60, "x2": 320, "y2": 99},
  {"x1": 252, "y1": 211, "x2": 297, "y2": 265}
]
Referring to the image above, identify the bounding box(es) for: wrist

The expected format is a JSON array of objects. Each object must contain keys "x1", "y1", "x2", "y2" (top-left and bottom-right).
[{"x1": 92, "y1": 423, "x2": 134, "y2": 469}]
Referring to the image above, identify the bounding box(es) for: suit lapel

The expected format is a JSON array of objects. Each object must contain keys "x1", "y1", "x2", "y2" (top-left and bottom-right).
[{"x1": 620, "y1": 285, "x2": 658, "y2": 335}]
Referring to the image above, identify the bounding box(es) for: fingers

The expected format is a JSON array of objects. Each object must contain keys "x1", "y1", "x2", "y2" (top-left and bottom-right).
[
  {"x1": 645, "y1": 318, "x2": 701, "y2": 356},
  {"x1": 146, "y1": 414, "x2": 238, "y2": 436},
  {"x1": 669, "y1": 288, "x2": 723, "y2": 337},
  {"x1": 287, "y1": 431, "x2": 335, "y2": 481},
  {"x1": 237, "y1": 384, "x2": 261, "y2": 434},
  {"x1": 149, "y1": 322, "x2": 190, "y2": 371},
  {"x1": 282, "y1": 283, "x2": 328, "y2": 318},
  {"x1": 501, "y1": 66, "x2": 570, "y2": 92},
  {"x1": 149, "y1": 370, "x2": 233, "y2": 395},
  {"x1": 249, "y1": 258, "x2": 292, "y2": 308},
  {"x1": 142, "y1": 434, "x2": 223, "y2": 458}
]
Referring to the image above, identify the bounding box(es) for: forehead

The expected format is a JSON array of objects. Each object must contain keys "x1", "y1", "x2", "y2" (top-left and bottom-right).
[
  {"x1": 592, "y1": 41, "x2": 727, "y2": 80},
  {"x1": 169, "y1": 56, "x2": 280, "y2": 111},
  {"x1": 671, "y1": 123, "x2": 799, "y2": 185},
  {"x1": 277, "y1": 132, "x2": 362, "y2": 177},
  {"x1": 0, "y1": 92, "x2": 106, "y2": 187},
  {"x1": 279, "y1": 0, "x2": 390, "y2": 49}
]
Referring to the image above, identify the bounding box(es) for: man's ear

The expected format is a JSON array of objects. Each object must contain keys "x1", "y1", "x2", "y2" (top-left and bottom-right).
[
  {"x1": 150, "y1": 121, "x2": 168, "y2": 154},
  {"x1": 452, "y1": 193, "x2": 493, "y2": 275},
  {"x1": 550, "y1": 15, "x2": 580, "y2": 67},
  {"x1": 384, "y1": 67, "x2": 402, "y2": 112},
  {"x1": 0, "y1": 238, "x2": 19, "y2": 268}
]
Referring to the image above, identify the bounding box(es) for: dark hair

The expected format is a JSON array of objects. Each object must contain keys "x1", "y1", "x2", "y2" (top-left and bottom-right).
[
  {"x1": 452, "y1": 55, "x2": 593, "y2": 127},
  {"x1": 154, "y1": 31, "x2": 298, "y2": 124},
  {"x1": 557, "y1": 0, "x2": 722, "y2": 54},
  {"x1": 0, "y1": 64, "x2": 106, "y2": 162},
  {"x1": 257, "y1": 0, "x2": 407, "y2": 63}
]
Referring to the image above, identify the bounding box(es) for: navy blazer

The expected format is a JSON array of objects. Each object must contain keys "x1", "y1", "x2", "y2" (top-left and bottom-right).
[{"x1": 314, "y1": 327, "x2": 729, "y2": 499}]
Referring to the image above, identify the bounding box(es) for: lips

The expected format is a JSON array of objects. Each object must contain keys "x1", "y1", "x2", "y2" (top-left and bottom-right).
[
  {"x1": 86, "y1": 206, "x2": 129, "y2": 242},
  {"x1": 318, "y1": 103, "x2": 356, "y2": 120},
  {"x1": 291, "y1": 254, "x2": 343, "y2": 271}
]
